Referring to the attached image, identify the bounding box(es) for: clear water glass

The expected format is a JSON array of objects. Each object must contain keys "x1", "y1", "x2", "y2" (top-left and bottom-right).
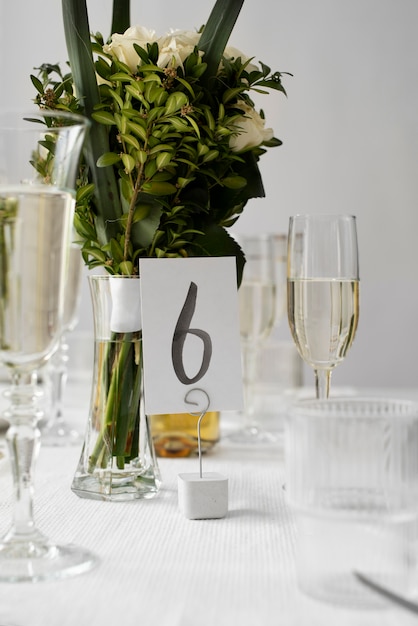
[{"x1": 285, "y1": 397, "x2": 418, "y2": 607}]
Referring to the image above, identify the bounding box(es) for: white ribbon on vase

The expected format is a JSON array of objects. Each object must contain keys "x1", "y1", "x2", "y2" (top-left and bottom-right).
[{"x1": 109, "y1": 276, "x2": 142, "y2": 333}]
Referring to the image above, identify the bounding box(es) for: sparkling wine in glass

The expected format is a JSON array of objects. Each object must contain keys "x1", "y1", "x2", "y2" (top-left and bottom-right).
[
  {"x1": 287, "y1": 214, "x2": 359, "y2": 399},
  {"x1": 229, "y1": 234, "x2": 276, "y2": 444},
  {"x1": 0, "y1": 109, "x2": 98, "y2": 582}
]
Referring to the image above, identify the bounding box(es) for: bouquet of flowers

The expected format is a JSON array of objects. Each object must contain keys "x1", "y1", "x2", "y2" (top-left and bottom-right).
[
  {"x1": 32, "y1": 0, "x2": 288, "y2": 280},
  {"x1": 30, "y1": 0, "x2": 289, "y2": 491}
]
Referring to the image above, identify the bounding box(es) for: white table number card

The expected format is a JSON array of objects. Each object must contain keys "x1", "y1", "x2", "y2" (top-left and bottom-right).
[{"x1": 139, "y1": 257, "x2": 244, "y2": 415}]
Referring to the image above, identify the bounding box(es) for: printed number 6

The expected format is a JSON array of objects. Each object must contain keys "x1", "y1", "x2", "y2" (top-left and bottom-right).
[{"x1": 172, "y1": 281, "x2": 212, "y2": 384}]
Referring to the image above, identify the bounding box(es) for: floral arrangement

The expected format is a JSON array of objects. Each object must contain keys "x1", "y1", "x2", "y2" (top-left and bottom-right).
[
  {"x1": 30, "y1": 0, "x2": 289, "y2": 486},
  {"x1": 32, "y1": 0, "x2": 288, "y2": 280}
]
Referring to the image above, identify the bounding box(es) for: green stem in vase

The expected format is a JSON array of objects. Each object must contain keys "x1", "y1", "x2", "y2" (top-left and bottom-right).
[
  {"x1": 88, "y1": 331, "x2": 142, "y2": 472},
  {"x1": 112, "y1": 337, "x2": 136, "y2": 465},
  {"x1": 123, "y1": 339, "x2": 142, "y2": 463}
]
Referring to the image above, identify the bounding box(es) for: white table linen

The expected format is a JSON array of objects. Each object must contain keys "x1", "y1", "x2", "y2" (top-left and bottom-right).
[{"x1": 0, "y1": 381, "x2": 416, "y2": 626}]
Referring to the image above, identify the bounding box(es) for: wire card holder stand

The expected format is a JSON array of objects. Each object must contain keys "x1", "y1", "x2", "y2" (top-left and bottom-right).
[{"x1": 177, "y1": 388, "x2": 228, "y2": 520}]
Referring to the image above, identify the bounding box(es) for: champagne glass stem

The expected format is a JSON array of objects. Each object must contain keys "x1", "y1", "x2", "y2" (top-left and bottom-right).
[
  {"x1": 47, "y1": 336, "x2": 69, "y2": 434},
  {"x1": 242, "y1": 342, "x2": 258, "y2": 428},
  {"x1": 315, "y1": 369, "x2": 331, "y2": 399},
  {"x1": 0, "y1": 367, "x2": 98, "y2": 580},
  {"x1": 41, "y1": 334, "x2": 80, "y2": 445},
  {"x1": 51, "y1": 336, "x2": 69, "y2": 427},
  {"x1": 4, "y1": 371, "x2": 44, "y2": 546}
]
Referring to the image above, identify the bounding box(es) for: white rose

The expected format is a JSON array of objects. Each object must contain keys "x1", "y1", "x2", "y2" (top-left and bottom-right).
[
  {"x1": 103, "y1": 26, "x2": 201, "y2": 72},
  {"x1": 157, "y1": 29, "x2": 201, "y2": 69},
  {"x1": 229, "y1": 101, "x2": 274, "y2": 153},
  {"x1": 103, "y1": 25, "x2": 158, "y2": 72}
]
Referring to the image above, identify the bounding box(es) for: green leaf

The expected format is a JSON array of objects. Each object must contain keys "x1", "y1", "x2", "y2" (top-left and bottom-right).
[
  {"x1": 127, "y1": 120, "x2": 147, "y2": 141},
  {"x1": 222, "y1": 175, "x2": 247, "y2": 189},
  {"x1": 133, "y1": 43, "x2": 151, "y2": 65},
  {"x1": 125, "y1": 84, "x2": 147, "y2": 103},
  {"x1": 30, "y1": 75, "x2": 44, "y2": 95},
  {"x1": 121, "y1": 153, "x2": 136, "y2": 173},
  {"x1": 141, "y1": 181, "x2": 177, "y2": 196},
  {"x1": 95, "y1": 57, "x2": 113, "y2": 81},
  {"x1": 97, "y1": 152, "x2": 121, "y2": 167},
  {"x1": 109, "y1": 238, "x2": 124, "y2": 262},
  {"x1": 91, "y1": 110, "x2": 116, "y2": 125},
  {"x1": 165, "y1": 92, "x2": 189, "y2": 115},
  {"x1": 74, "y1": 213, "x2": 97, "y2": 239},
  {"x1": 82, "y1": 245, "x2": 108, "y2": 263},
  {"x1": 111, "y1": 0, "x2": 130, "y2": 37},
  {"x1": 222, "y1": 86, "x2": 246, "y2": 104},
  {"x1": 62, "y1": 0, "x2": 122, "y2": 245},
  {"x1": 156, "y1": 152, "x2": 172, "y2": 169},
  {"x1": 119, "y1": 260, "x2": 134, "y2": 275},
  {"x1": 198, "y1": 0, "x2": 245, "y2": 84},
  {"x1": 184, "y1": 115, "x2": 200, "y2": 138},
  {"x1": 76, "y1": 183, "x2": 95, "y2": 202},
  {"x1": 201, "y1": 149, "x2": 219, "y2": 164},
  {"x1": 119, "y1": 134, "x2": 140, "y2": 150},
  {"x1": 168, "y1": 117, "x2": 189, "y2": 132},
  {"x1": 175, "y1": 77, "x2": 196, "y2": 98},
  {"x1": 149, "y1": 143, "x2": 173, "y2": 155},
  {"x1": 109, "y1": 72, "x2": 135, "y2": 82}
]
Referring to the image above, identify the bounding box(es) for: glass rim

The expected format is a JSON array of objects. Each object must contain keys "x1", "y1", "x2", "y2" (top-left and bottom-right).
[
  {"x1": 289, "y1": 396, "x2": 418, "y2": 419},
  {"x1": 289, "y1": 213, "x2": 357, "y2": 221},
  {"x1": 0, "y1": 108, "x2": 90, "y2": 131},
  {"x1": 88, "y1": 274, "x2": 140, "y2": 280}
]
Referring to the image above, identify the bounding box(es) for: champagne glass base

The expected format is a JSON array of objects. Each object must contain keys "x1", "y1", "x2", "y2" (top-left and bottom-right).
[
  {"x1": 40, "y1": 421, "x2": 81, "y2": 447},
  {"x1": 227, "y1": 425, "x2": 278, "y2": 446},
  {"x1": 0, "y1": 534, "x2": 98, "y2": 582}
]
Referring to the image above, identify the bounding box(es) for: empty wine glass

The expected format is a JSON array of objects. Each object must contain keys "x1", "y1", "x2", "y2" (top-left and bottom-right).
[
  {"x1": 0, "y1": 109, "x2": 98, "y2": 581},
  {"x1": 287, "y1": 214, "x2": 359, "y2": 399},
  {"x1": 229, "y1": 234, "x2": 276, "y2": 444}
]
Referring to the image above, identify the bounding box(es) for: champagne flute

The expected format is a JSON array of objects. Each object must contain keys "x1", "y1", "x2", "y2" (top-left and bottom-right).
[
  {"x1": 229, "y1": 234, "x2": 276, "y2": 444},
  {"x1": 287, "y1": 214, "x2": 359, "y2": 399},
  {"x1": 0, "y1": 109, "x2": 98, "y2": 581}
]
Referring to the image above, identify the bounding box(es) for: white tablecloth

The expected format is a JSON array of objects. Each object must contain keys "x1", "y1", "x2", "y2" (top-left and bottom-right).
[{"x1": 0, "y1": 381, "x2": 417, "y2": 626}]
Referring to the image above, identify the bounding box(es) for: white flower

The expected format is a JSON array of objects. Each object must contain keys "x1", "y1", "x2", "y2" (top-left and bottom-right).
[
  {"x1": 229, "y1": 101, "x2": 274, "y2": 153},
  {"x1": 157, "y1": 29, "x2": 201, "y2": 69},
  {"x1": 104, "y1": 25, "x2": 263, "y2": 77},
  {"x1": 104, "y1": 26, "x2": 201, "y2": 72},
  {"x1": 103, "y1": 25, "x2": 158, "y2": 72}
]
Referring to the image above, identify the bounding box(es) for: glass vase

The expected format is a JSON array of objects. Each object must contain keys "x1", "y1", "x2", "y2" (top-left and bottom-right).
[{"x1": 71, "y1": 275, "x2": 161, "y2": 501}]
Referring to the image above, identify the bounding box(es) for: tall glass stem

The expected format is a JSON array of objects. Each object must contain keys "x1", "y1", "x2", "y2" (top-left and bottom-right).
[
  {"x1": 315, "y1": 369, "x2": 331, "y2": 399},
  {"x1": 50, "y1": 336, "x2": 69, "y2": 429},
  {"x1": 41, "y1": 334, "x2": 80, "y2": 445},
  {"x1": 3, "y1": 371, "x2": 45, "y2": 550},
  {"x1": 242, "y1": 341, "x2": 258, "y2": 429}
]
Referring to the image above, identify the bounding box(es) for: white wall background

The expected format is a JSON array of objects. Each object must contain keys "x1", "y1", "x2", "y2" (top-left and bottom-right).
[{"x1": 2, "y1": 0, "x2": 418, "y2": 388}]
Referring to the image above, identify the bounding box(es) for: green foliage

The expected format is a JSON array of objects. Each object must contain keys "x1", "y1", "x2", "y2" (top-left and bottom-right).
[{"x1": 34, "y1": 0, "x2": 288, "y2": 282}]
